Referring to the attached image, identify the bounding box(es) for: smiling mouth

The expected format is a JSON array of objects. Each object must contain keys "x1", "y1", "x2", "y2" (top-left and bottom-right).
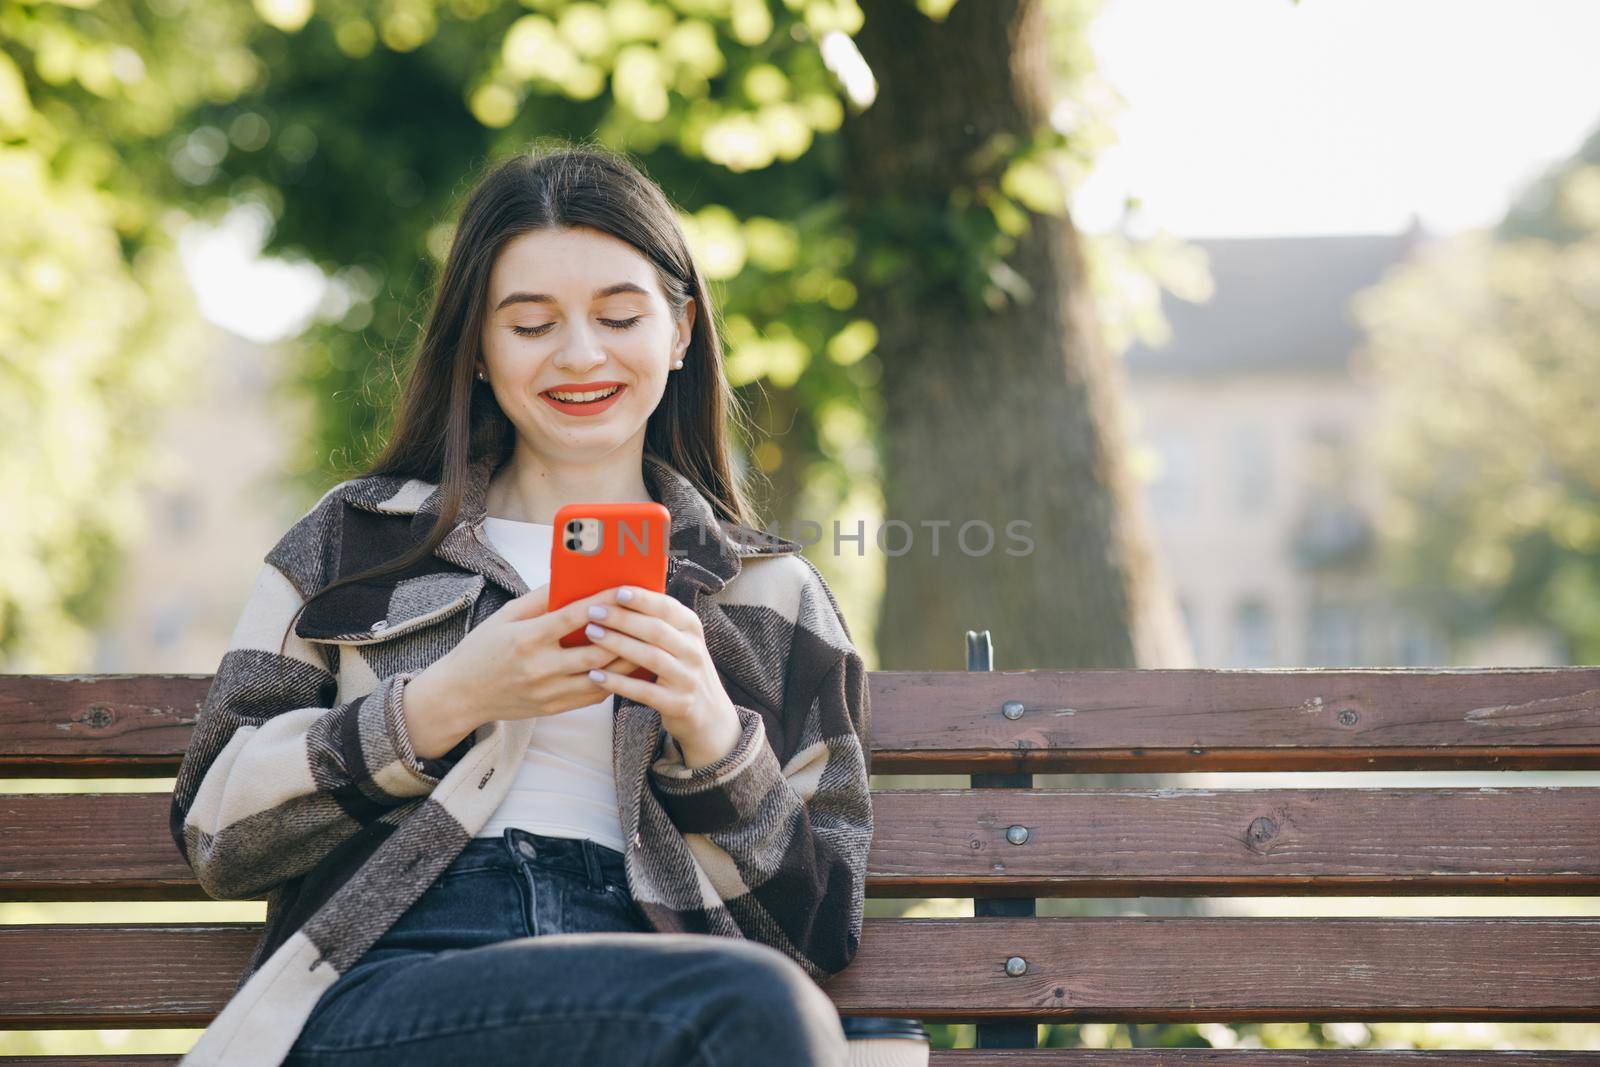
[{"x1": 543, "y1": 385, "x2": 621, "y2": 403}]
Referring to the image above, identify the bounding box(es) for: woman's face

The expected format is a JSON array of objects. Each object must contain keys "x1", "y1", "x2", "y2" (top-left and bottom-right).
[{"x1": 478, "y1": 225, "x2": 694, "y2": 463}]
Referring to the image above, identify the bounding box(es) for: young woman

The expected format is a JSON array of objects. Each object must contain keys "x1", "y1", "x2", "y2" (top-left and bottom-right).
[{"x1": 169, "y1": 144, "x2": 873, "y2": 1067}]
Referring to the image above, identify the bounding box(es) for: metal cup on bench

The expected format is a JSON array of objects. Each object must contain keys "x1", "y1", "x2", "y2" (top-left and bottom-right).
[{"x1": 843, "y1": 1016, "x2": 930, "y2": 1066}]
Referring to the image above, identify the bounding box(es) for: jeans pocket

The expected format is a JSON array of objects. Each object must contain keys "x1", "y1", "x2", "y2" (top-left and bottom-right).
[{"x1": 603, "y1": 881, "x2": 650, "y2": 931}]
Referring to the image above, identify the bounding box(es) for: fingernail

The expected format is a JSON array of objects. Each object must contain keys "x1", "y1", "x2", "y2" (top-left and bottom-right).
[
  {"x1": 588, "y1": 605, "x2": 608, "y2": 620},
  {"x1": 617, "y1": 588, "x2": 633, "y2": 603},
  {"x1": 585, "y1": 623, "x2": 605, "y2": 639},
  {"x1": 588, "y1": 668, "x2": 606, "y2": 683}
]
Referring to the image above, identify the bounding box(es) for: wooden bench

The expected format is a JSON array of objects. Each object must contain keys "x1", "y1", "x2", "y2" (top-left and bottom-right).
[{"x1": 4, "y1": 631, "x2": 1600, "y2": 1062}]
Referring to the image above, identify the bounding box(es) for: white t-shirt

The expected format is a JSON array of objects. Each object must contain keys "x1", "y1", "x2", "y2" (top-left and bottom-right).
[{"x1": 472, "y1": 516, "x2": 627, "y2": 854}]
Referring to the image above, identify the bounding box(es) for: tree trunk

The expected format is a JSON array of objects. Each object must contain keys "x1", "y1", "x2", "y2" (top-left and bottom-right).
[{"x1": 839, "y1": 0, "x2": 1189, "y2": 671}]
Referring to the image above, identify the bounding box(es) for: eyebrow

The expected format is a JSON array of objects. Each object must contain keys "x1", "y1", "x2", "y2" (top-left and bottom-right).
[{"x1": 494, "y1": 282, "x2": 650, "y2": 312}]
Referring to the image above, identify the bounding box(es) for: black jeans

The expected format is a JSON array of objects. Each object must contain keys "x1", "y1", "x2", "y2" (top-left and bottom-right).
[{"x1": 282, "y1": 828, "x2": 849, "y2": 1066}]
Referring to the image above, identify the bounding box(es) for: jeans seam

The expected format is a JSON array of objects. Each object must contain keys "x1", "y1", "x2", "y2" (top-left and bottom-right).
[{"x1": 516, "y1": 859, "x2": 539, "y2": 937}]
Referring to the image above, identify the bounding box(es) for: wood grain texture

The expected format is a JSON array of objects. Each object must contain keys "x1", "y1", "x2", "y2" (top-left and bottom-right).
[
  {"x1": 0, "y1": 1059, "x2": 179, "y2": 1065},
  {"x1": 9, "y1": 788, "x2": 1600, "y2": 901},
  {"x1": 5, "y1": 919, "x2": 1599, "y2": 1026},
  {"x1": 5, "y1": 670, "x2": 1600, "y2": 776},
  {"x1": 925, "y1": 1054, "x2": 1600, "y2": 1064},
  {"x1": 0, "y1": 674, "x2": 208, "y2": 775},
  {"x1": 865, "y1": 669, "x2": 1600, "y2": 773},
  {"x1": 827, "y1": 917, "x2": 1600, "y2": 1021},
  {"x1": 2, "y1": 1054, "x2": 1595, "y2": 1066},
  {"x1": 4, "y1": 669, "x2": 1599, "y2": 1056}
]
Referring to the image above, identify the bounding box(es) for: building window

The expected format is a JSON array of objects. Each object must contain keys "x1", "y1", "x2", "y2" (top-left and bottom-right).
[
  {"x1": 1228, "y1": 423, "x2": 1271, "y2": 513},
  {"x1": 1149, "y1": 430, "x2": 1197, "y2": 517},
  {"x1": 1393, "y1": 610, "x2": 1447, "y2": 666},
  {"x1": 1305, "y1": 422, "x2": 1351, "y2": 490},
  {"x1": 167, "y1": 492, "x2": 198, "y2": 536},
  {"x1": 1229, "y1": 597, "x2": 1275, "y2": 666},
  {"x1": 1178, "y1": 595, "x2": 1202, "y2": 662},
  {"x1": 93, "y1": 628, "x2": 124, "y2": 672},
  {"x1": 1306, "y1": 600, "x2": 1361, "y2": 666},
  {"x1": 153, "y1": 602, "x2": 190, "y2": 651}
]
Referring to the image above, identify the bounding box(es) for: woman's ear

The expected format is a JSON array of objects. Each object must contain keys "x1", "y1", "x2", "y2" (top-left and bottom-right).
[{"x1": 676, "y1": 297, "x2": 696, "y2": 354}]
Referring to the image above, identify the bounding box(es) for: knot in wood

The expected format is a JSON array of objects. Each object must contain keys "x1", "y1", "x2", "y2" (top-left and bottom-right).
[{"x1": 1246, "y1": 815, "x2": 1279, "y2": 851}]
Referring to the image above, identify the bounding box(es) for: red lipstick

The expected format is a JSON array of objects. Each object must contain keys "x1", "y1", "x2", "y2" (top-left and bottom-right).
[{"x1": 539, "y1": 381, "x2": 626, "y2": 417}]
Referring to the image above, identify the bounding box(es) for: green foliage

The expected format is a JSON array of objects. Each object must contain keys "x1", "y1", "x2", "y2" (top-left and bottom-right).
[
  {"x1": 853, "y1": 126, "x2": 1094, "y2": 316},
  {"x1": 0, "y1": 0, "x2": 272, "y2": 668},
  {"x1": 1357, "y1": 162, "x2": 1600, "y2": 662},
  {"x1": 168, "y1": 1, "x2": 888, "y2": 499},
  {"x1": 0, "y1": 0, "x2": 1172, "y2": 666},
  {"x1": 158, "y1": 0, "x2": 1138, "y2": 513},
  {"x1": 1498, "y1": 124, "x2": 1600, "y2": 245}
]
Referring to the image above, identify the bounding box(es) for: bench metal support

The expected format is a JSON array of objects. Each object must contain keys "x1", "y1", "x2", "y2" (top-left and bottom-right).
[{"x1": 967, "y1": 629, "x2": 1038, "y2": 1050}]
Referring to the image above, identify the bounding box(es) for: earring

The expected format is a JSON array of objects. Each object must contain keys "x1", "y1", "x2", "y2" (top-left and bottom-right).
[
  {"x1": 476, "y1": 371, "x2": 487, "y2": 381},
  {"x1": 672, "y1": 358, "x2": 684, "y2": 369}
]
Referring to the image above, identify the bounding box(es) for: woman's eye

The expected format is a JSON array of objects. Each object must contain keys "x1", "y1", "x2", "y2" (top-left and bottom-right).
[{"x1": 511, "y1": 317, "x2": 642, "y2": 338}]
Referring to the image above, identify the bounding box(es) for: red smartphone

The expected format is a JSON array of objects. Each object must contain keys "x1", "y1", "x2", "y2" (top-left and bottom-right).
[{"x1": 549, "y1": 501, "x2": 671, "y2": 683}]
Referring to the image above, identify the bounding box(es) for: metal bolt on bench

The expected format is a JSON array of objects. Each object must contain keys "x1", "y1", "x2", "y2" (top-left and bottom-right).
[{"x1": 968, "y1": 629, "x2": 1037, "y2": 1050}]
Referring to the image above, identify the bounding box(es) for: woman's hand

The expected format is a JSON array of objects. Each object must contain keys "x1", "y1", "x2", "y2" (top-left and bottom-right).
[
  {"x1": 579, "y1": 585, "x2": 744, "y2": 771},
  {"x1": 402, "y1": 583, "x2": 645, "y2": 759}
]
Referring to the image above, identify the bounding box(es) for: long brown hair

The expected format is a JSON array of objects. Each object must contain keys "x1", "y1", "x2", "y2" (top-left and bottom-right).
[{"x1": 281, "y1": 139, "x2": 761, "y2": 650}]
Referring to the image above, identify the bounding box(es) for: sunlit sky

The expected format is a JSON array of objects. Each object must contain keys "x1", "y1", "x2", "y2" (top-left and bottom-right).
[
  {"x1": 186, "y1": 0, "x2": 1600, "y2": 343},
  {"x1": 1071, "y1": 0, "x2": 1600, "y2": 238}
]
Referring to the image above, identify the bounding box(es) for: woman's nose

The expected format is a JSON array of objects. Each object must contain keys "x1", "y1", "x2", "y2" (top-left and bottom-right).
[{"x1": 553, "y1": 332, "x2": 608, "y2": 370}]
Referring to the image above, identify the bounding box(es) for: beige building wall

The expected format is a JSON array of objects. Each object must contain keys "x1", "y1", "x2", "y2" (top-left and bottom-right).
[
  {"x1": 1126, "y1": 372, "x2": 1564, "y2": 668},
  {"x1": 92, "y1": 326, "x2": 314, "y2": 675},
  {"x1": 1116, "y1": 229, "x2": 1568, "y2": 669}
]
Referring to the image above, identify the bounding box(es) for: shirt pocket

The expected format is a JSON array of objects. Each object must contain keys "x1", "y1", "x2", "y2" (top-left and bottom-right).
[{"x1": 296, "y1": 570, "x2": 487, "y2": 704}]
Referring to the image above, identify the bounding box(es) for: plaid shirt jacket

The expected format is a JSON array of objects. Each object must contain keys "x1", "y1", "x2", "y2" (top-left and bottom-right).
[{"x1": 169, "y1": 450, "x2": 873, "y2": 1066}]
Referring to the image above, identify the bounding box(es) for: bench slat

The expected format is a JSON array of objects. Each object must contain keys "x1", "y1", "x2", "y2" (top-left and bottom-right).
[
  {"x1": 926, "y1": 1054, "x2": 1600, "y2": 1064},
  {"x1": 0, "y1": 1059, "x2": 180, "y2": 1065},
  {"x1": 929, "y1": 1055, "x2": 1600, "y2": 1064},
  {"x1": 3, "y1": 1054, "x2": 1597, "y2": 1065},
  {"x1": 5, "y1": 670, "x2": 1600, "y2": 776},
  {"x1": 831, "y1": 917, "x2": 1600, "y2": 1019},
  {"x1": 9, "y1": 789, "x2": 1600, "y2": 902},
  {"x1": 0, "y1": 676, "x2": 206, "y2": 776},
  {"x1": 867, "y1": 669, "x2": 1600, "y2": 773},
  {"x1": 5, "y1": 919, "x2": 1598, "y2": 1027},
  {"x1": 871, "y1": 787, "x2": 1600, "y2": 895}
]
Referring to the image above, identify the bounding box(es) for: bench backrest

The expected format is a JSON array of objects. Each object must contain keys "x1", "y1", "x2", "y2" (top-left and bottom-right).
[{"x1": 4, "y1": 659, "x2": 1600, "y2": 1063}]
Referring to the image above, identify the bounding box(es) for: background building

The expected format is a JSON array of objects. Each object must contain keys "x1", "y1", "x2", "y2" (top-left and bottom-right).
[
  {"x1": 90, "y1": 328, "x2": 311, "y2": 674},
  {"x1": 1123, "y1": 224, "x2": 1565, "y2": 668}
]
